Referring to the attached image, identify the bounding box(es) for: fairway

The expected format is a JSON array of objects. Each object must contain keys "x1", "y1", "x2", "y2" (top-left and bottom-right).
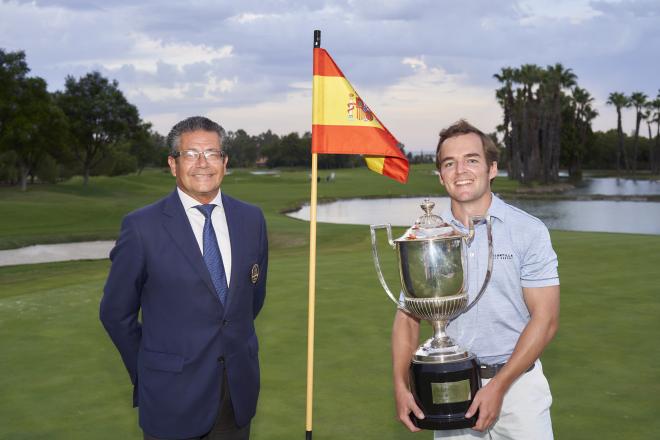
[{"x1": 1, "y1": 166, "x2": 658, "y2": 439}]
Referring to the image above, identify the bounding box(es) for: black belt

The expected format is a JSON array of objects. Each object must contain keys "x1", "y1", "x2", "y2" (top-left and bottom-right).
[{"x1": 479, "y1": 362, "x2": 535, "y2": 379}]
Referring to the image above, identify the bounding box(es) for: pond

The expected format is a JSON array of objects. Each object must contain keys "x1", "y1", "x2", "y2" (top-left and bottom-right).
[
  {"x1": 566, "y1": 177, "x2": 660, "y2": 196},
  {"x1": 288, "y1": 196, "x2": 660, "y2": 235}
]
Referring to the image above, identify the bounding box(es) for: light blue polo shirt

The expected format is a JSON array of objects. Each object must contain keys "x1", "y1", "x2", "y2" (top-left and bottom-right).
[{"x1": 443, "y1": 194, "x2": 559, "y2": 365}]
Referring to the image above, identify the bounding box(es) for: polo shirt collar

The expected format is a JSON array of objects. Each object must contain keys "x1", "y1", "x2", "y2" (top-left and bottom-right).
[
  {"x1": 488, "y1": 194, "x2": 507, "y2": 223},
  {"x1": 440, "y1": 193, "x2": 506, "y2": 232}
]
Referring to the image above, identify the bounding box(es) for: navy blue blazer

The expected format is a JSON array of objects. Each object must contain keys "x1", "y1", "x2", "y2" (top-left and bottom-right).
[{"x1": 100, "y1": 190, "x2": 268, "y2": 438}]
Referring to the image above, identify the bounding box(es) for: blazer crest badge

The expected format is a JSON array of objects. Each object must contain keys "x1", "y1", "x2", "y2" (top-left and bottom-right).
[{"x1": 251, "y1": 264, "x2": 260, "y2": 284}]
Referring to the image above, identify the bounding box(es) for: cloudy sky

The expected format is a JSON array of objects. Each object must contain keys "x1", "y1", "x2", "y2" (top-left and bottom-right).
[{"x1": 1, "y1": 0, "x2": 658, "y2": 152}]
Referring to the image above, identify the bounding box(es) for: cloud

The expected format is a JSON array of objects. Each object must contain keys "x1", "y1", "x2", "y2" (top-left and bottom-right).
[
  {"x1": 0, "y1": 0, "x2": 657, "y2": 148},
  {"x1": 367, "y1": 58, "x2": 500, "y2": 150},
  {"x1": 517, "y1": 0, "x2": 603, "y2": 25},
  {"x1": 229, "y1": 12, "x2": 271, "y2": 24},
  {"x1": 97, "y1": 34, "x2": 233, "y2": 74}
]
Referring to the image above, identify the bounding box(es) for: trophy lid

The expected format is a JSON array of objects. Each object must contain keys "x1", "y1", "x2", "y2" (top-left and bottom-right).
[
  {"x1": 399, "y1": 199, "x2": 461, "y2": 241},
  {"x1": 415, "y1": 199, "x2": 445, "y2": 228}
]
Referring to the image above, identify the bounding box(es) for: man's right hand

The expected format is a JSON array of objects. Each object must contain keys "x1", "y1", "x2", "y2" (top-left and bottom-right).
[
  {"x1": 395, "y1": 387, "x2": 424, "y2": 432},
  {"x1": 392, "y1": 309, "x2": 423, "y2": 432}
]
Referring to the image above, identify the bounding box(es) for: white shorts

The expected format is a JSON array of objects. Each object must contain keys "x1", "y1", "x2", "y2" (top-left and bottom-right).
[{"x1": 434, "y1": 360, "x2": 553, "y2": 440}]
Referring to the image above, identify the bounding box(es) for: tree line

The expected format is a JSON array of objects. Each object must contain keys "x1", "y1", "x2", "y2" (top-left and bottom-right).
[
  {"x1": 1, "y1": 49, "x2": 167, "y2": 190},
  {"x1": 222, "y1": 129, "x2": 366, "y2": 169},
  {"x1": 0, "y1": 49, "x2": 369, "y2": 191},
  {"x1": 494, "y1": 63, "x2": 660, "y2": 183},
  {"x1": 3, "y1": 48, "x2": 659, "y2": 191}
]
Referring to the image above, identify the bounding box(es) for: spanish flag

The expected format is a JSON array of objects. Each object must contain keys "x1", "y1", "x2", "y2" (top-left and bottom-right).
[{"x1": 312, "y1": 48, "x2": 409, "y2": 183}]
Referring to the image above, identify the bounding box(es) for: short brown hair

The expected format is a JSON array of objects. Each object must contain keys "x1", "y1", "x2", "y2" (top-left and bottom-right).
[{"x1": 435, "y1": 119, "x2": 498, "y2": 169}]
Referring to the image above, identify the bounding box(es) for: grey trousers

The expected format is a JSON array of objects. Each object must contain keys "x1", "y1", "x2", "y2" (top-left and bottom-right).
[{"x1": 143, "y1": 373, "x2": 250, "y2": 440}]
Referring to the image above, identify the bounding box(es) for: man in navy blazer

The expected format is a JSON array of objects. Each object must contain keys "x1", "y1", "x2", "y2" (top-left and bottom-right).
[{"x1": 100, "y1": 116, "x2": 268, "y2": 440}]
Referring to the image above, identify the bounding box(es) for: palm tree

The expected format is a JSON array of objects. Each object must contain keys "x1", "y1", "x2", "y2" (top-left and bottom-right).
[
  {"x1": 542, "y1": 63, "x2": 576, "y2": 182},
  {"x1": 606, "y1": 92, "x2": 630, "y2": 174},
  {"x1": 516, "y1": 64, "x2": 544, "y2": 183},
  {"x1": 494, "y1": 63, "x2": 596, "y2": 184},
  {"x1": 629, "y1": 92, "x2": 648, "y2": 175},
  {"x1": 648, "y1": 91, "x2": 660, "y2": 174},
  {"x1": 643, "y1": 103, "x2": 653, "y2": 147},
  {"x1": 568, "y1": 87, "x2": 597, "y2": 179},
  {"x1": 494, "y1": 67, "x2": 518, "y2": 179}
]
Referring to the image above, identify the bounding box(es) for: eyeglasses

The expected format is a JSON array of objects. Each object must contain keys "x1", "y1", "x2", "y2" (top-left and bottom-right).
[{"x1": 172, "y1": 149, "x2": 227, "y2": 162}]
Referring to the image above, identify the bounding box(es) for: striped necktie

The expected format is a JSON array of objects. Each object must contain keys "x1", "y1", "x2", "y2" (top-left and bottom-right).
[{"x1": 195, "y1": 204, "x2": 229, "y2": 305}]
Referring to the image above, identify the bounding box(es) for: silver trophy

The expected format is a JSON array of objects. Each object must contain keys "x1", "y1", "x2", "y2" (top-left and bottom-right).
[{"x1": 370, "y1": 199, "x2": 493, "y2": 430}]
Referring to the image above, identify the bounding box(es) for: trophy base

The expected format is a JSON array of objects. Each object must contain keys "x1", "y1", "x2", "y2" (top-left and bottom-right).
[
  {"x1": 410, "y1": 412, "x2": 477, "y2": 431},
  {"x1": 409, "y1": 355, "x2": 481, "y2": 431}
]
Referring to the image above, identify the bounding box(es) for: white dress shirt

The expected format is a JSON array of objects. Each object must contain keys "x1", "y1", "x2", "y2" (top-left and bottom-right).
[{"x1": 176, "y1": 188, "x2": 232, "y2": 285}]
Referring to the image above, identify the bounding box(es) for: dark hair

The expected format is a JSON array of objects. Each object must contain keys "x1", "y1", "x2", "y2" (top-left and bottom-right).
[
  {"x1": 435, "y1": 119, "x2": 498, "y2": 169},
  {"x1": 167, "y1": 116, "x2": 225, "y2": 155}
]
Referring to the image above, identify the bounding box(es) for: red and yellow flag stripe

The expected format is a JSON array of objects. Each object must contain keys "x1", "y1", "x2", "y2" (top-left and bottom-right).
[{"x1": 312, "y1": 48, "x2": 409, "y2": 183}]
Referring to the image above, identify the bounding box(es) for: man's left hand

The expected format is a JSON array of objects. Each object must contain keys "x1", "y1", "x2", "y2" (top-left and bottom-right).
[{"x1": 465, "y1": 380, "x2": 505, "y2": 432}]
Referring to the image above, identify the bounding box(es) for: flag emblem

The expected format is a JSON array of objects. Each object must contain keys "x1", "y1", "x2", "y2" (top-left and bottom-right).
[{"x1": 347, "y1": 93, "x2": 374, "y2": 122}]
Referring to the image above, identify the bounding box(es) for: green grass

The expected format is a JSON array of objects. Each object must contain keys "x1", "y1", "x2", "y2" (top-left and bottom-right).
[
  {"x1": 0, "y1": 164, "x2": 519, "y2": 250},
  {"x1": 0, "y1": 166, "x2": 659, "y2": 439}
]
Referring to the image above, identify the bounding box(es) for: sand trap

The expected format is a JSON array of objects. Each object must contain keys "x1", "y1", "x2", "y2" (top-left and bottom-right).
[{"x1": 0, "y1": 241, "x2": 115, "y2": 267}]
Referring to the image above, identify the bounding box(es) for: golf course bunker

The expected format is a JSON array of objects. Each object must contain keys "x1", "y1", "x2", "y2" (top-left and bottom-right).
[{"x1": 0, "y1": 241, "x2": 115, "y2": 267}]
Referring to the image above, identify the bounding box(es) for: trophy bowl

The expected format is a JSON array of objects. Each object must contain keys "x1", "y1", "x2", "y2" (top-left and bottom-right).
[{"x1": 370, "y1": 199, "x2": 493, "y2": 430}]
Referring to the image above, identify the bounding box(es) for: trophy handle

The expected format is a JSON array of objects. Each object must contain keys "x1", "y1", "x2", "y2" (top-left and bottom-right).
[
  {"x1": 461, "y1": 215, "x2": 493, "y2": 314},
  {"x1": 370, "y1": 224, "x2": 403, "y2": 307}
]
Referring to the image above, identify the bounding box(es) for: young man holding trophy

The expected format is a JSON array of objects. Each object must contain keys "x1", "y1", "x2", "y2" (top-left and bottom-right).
[{"x1": 390, "y1": 120, "x2": 560, "y2": 439}]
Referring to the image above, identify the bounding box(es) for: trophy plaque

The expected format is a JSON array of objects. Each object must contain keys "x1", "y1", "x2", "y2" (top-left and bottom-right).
[{"x1": 370, "y1": 199, "x2": 493, "y2": 430}]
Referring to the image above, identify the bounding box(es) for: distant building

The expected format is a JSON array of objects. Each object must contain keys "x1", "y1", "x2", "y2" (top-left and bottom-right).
[{"x1": 255, "y1": 156, "x2": 268, "y2": 167}]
